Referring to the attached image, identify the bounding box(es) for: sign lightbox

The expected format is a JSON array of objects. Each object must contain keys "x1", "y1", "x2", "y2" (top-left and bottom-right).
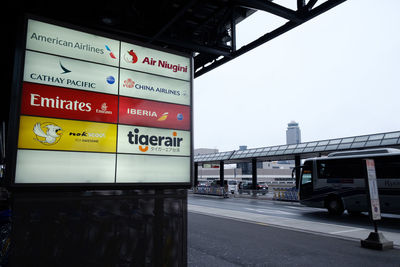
[{"x1": 9, "y1": 17, "x2": 192, "y2": 187}]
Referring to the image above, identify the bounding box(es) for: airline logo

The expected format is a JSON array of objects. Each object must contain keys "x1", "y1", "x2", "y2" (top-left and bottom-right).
[
  {"x1": 105, "y1": 45, "x2": 117, "y2": 59},
  {"x1": 120, "y1": 42, "x2": 190, "y2": 81},
  {"x1": 18, "y1": 116, "x2": 117, "y2": 153},
  {"x1": 117, "y1": 125, "x2": 190, "y2": 156},
  {"x1": 124, "y1": 49, "x2": 138, "y2": 64},
  {"x1": 33, "y1": 122, "x2": 63, "y2": 145},
  {"x1": 119, "y1": 69, "x2": 190, "y2": 105},
  {"x1": 26, "y1": 19, "x2": 120, "y2": 66},
  {"x1": 24, "y1": 50, "x2": 119, "y2": 95},
  {"x1": 119, "y1": 97, "x2": 190, "y2": 130},
  {"x1": 21, "y1": 82, "x2": 118, "y2": 123}
]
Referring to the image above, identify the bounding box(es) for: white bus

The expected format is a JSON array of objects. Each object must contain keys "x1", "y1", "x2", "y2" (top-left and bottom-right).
[{"x1": 297, "y1": 148, "x2": 400, "y2": 215}]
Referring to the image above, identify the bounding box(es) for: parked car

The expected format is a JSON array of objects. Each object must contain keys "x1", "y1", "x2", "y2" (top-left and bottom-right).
[
  {"x1": 228, "y1": 180, "x2": 237, "y2": 194},
  {"x1": 239, "y1": 182, "x2": 268, "y2": 195},
  {"x1": 257, "y1": 182, "x2": 269, "y2": 191}
]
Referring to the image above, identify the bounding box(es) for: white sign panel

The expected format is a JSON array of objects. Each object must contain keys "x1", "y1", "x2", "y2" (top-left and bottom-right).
[
  {"x1": 117, "y1": 125, "x2": 190, "y2": 156},
  {"x1": 15, "y1": 150, "x2": 116, "y2": 183},
  {"x1": 13, "y1": 18, "x2": 192, "y2": 186},
  {"x1": 24, "y1": 50, "x2": 119, "y2": 95},
  {"x1": 366, "y1": 159, "x2": 381, "y2": 220},
  {"x1": 26, "y1": 19, "x2": 120, "y2": 67},
  {"x1": 119, "y1": 69, "x2": 190, "y2": 105},
  {"x1": 116, "y1": 154, "x2": 190, "y2": 183},
  {"x1": 120, "y1": 42, "x2": 191, "y2": 81}
]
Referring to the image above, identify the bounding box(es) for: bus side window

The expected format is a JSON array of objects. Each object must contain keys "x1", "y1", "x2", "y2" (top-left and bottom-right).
[
  {"x1": 301, "y1": 170, "x2": 312, "y2": 185},
  {"x1": 375, "y1": 156, "x2": 400, "y2": 179}
]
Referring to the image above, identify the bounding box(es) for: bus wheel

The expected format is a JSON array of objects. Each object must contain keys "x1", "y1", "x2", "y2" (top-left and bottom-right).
[{"x1": 326, "y1": 196, "x2": 344, "y2": 216}]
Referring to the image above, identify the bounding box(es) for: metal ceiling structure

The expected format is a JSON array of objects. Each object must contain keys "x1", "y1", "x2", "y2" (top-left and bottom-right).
[
  {"x1": 7, "y1": 0, "x2": 347, "y2": 79},
  {"x1": 3, "y1": 0, "x2": 348, "y2": 135},
  {"x1": 194, "y1": 131, "x2": 400, "y2": 164}
]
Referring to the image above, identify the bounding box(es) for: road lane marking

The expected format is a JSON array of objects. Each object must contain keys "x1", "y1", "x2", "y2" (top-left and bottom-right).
[
  {"x1": 330, "y1": 228, "x2": 365, "y2": 234},
  {"x1": 245, "y1": 208, "x2": 296, "y2": 216}
]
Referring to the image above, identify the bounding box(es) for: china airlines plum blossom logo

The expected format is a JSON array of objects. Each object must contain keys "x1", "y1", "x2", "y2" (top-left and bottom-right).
[{"x1": 123, "y1": 78, "x2": 135, "y2": 88}]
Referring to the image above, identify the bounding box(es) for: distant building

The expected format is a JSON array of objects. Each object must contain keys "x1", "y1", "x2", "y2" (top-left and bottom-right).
[
  {"x1": 236, "y1": 145, "x2": 262, "y2": 174},
  {"x1": 286, "y1": 121, "x2": 301, "y2": 145}
]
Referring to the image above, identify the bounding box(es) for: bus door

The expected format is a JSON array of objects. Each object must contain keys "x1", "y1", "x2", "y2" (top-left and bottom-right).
[{"x1": 299, "y1": 162, "x2": 313, "y2": 200}]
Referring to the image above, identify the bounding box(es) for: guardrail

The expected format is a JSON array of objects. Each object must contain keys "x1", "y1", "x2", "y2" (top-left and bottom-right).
[
  {"x1": 193, "y1": 186, "x2": 228, "y2": 198},
  {"x1": 273, "y1": 187, "x2": 299, "y2": 201},
  {"x1": 238, "y1": 188, "x2": 268, "y2": 195}
]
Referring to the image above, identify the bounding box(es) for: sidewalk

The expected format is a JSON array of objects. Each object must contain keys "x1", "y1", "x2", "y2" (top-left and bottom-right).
[
  {"x1": 188, "y1": 203, "x2": 400, "y2": 248},
  {"x1": 188, "y1": 212, "x2": 400, "y2": 267}
]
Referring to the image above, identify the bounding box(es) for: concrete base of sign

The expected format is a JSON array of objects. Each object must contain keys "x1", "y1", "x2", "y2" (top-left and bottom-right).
[{"x1": 361, "y1": 232, "x2": 393, "y2": 250}]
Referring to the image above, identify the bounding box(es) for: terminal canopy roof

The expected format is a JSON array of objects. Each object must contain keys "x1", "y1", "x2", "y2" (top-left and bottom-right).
[
  {"x1": 8, "y1": 0, "x2": 347, "y2": 78},
  {"x1": 4, "y1": 0, "x2": 347, "y2": 123}
]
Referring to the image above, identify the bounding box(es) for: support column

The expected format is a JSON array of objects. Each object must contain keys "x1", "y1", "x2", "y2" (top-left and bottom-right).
[
  {"x1": 252, "y1": 158, "x2": 257, "y2": 190},
  {"x1": 194, "y1": 162, "x2": 198, "y2": 186},
  {"x1": 295, "y1": 155, "x2": 301, "y2": 188},
  {"x1": 219, "y1": 161, "x2": 224, "y2": 187}
]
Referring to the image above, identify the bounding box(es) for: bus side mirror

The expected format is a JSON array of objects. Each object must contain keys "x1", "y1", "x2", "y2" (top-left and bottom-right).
[
  {"x1": 293, "y1": 166, "x2": 302, "y2": 189},
  {"x1": 292, "y1": 167, "x2": 298, "y2": 189}
]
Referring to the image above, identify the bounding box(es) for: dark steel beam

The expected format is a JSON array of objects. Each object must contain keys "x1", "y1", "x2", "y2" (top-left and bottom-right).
[
  {"x1": 251, "y1": 158, "x2": 257, "y2": 190},
  {"x1": 161, "y1": 36, "x2": 232, "y2": 57},
  {"x1": 298, "y1": 0, "x2": 306, "y2": 10},
  {"x1": 234, "y1": 0, "x2": 302, "y2": 23},
  {"x1": 194, "y1": 162, "x2": 198, "y2": 186},
  {"x1": 231, "y1": 7, "x2": 237, "y2": 52},
  {"x1": 306, "y1": 0, "x2": 319, "y2": 10},
  {"x1": 149, "y1": 0, "x2": 198, "y2": 43},
  {"x1": 219, "y1": 160, "x2": 225, "y2": 189},
  {"x1": 195, "y1": 0, "x2": 347, "y2": 78},
  {"x1": 306, "y1": 0, "x2": 347, "y2": 20},
  {"x1": 195, "y1": 21, "x2": 298, "y2": 77}
]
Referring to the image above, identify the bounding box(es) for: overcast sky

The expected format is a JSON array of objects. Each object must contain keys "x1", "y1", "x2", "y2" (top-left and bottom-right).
[{"x1": 193, "y1": 0, "x2": 400, "y2": 152}]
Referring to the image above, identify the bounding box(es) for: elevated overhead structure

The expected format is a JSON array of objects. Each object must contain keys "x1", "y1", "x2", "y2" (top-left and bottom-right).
[
  {"x1": 6, "y1": 0, "x2": 348, "y2": 83},
  {"x1": 4, "y1": 0, "x2": 348, "y2": 123},
  {"x1": 193, "y1": 131, "x2": 400, "y2": 187},
  {"x1": 194, "y1": 131, "x2": 400, "y2": 164}
]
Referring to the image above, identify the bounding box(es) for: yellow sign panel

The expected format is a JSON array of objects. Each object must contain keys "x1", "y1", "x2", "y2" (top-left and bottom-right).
[{"x1": 18, "y1": 115, "x2": 117, "y2": 153}]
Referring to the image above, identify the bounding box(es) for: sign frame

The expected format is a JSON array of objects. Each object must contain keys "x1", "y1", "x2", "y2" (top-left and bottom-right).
[
  {"x1": 4, "y1": 14, "x2": 193, "y2": 190},
  {"x1": 365, "y1": 159, "x2": 381, "y2": 221}
]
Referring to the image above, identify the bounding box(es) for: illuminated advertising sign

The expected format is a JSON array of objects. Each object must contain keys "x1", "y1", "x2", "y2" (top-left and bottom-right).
[
  {"x1": 9, "y1": 18, "x2": 192, "y2": 187},
  {"x1": 120, "y1": 42, "x2": 190, "y2": 81},
  {"x1": 26, "y1": 19, "x2": 120, "y2": 66},
  {"x1": 18, "y1": 116, "x2": 117, "y2": 153},
  {"x1": 117, "y1": 125, "x2": 190, "y2": 156},
  {"x1": 116, "y1": 154, "x2": 190, "y2": 183},
  {"x1": 119, "y1": 69, "x2": 190, "y2": 105},
  {"x1": 15, "y1": 150, "x2": 116, "y2": 183},
  {"x1": 119, "y1": 97, "x2": 190, "y2": 130},
  {"x1": 21, "y1": 82, "x2": 118, "y2": 123},
  {"x1": 24, "y1": 51, "x2": 119, "y2": 95}
]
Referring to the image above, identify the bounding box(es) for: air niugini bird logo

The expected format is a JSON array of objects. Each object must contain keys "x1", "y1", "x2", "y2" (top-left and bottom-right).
[{"x1": 33, "y1": 122, "x2": 63, "y2": 145}]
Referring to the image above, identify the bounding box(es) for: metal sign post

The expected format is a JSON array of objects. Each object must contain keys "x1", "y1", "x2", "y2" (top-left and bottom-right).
[{"x1": 360, "y1": 159, "x2": 393, "y2": 250}]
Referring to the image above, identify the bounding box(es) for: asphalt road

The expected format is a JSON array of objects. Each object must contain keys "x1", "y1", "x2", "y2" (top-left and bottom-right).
[{"x1": 188, "y1": 194, "x2": 400, "y2": 266}]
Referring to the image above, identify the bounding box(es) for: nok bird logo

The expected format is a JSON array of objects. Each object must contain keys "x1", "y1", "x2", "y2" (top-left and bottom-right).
[{"x1": 33, "y1": 122, "x2": 63, "y2": 145}]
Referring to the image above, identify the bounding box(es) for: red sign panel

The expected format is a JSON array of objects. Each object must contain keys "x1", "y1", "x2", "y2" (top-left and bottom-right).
[
  {"x1": 119, "y1": 96, "x2": 190, "y2": 130},
  {"x1": 21, "y1": 82, "x2": 118, "y2": 123}
]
